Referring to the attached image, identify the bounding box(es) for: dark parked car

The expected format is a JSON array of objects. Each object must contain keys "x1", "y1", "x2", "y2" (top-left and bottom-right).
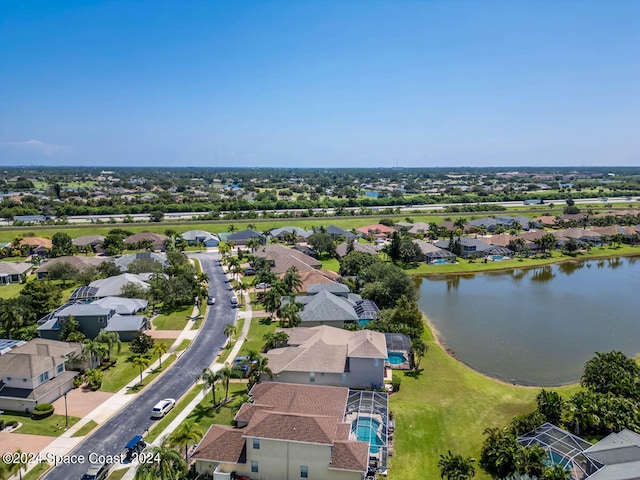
[{"x1": 243, "y1": 268, "x2": 256, "y2": 276}]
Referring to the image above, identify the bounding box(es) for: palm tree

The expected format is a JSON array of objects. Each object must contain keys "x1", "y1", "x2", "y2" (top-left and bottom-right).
[
  {"x1": 199, "y1": 367, "x2": 223, "y2": 407},
  {"x1": 438, "y1": 450, "x2": 476, "y2": 479},
  {"x1": 247, "y1": 236, "x2": 262, "y2": 253},
  {"x1": 279, "y1": 299, "x2": 302, "y2": 328},
  {"x1": 134, "y1": 445, "x2": 187, "y2": 480},
  {"x1": 541, "y1": 464, "x2": 571, "y2": 480},
  {"x1": 247, "y1": 223, "x2": 257, "y2": 230},
  {"x1": 153, "y1": 341, "x2": 169, "y2": 369},
  {"x1": 5, "y1": 449, "x2": 28, "y2": 480},
  {"x1": 218, "y1": 241, "x2": 232, "y2": 258},
  {"x1": 282, "y1": 266, "x2": 302, "y2": 294},
  {"x1": 169, "y1": 421, "x2": 204, "y2": 463},
  {"x1": 262, "y1": 288, "x2": 282, "y2": 319},
  {"x1": 250, "y1": 356, "x2": 272, "y2": 383},
  {"x1": 132, "y1": 354, "x2": 151, "y2": 384},
  {"x1": 82, "y1": 339, "x2": 108, "y2": 367},
  {"x1": 219, "y1": 364, "x2": 240, "y2": 401},
  {"x1": 223, "y1": 322, "x2": 237, "y2": 338},
  {"x1": 227, "y1": 224, "x2": 237, "y2": 233},
  {"x1": 96, "y1": 330, "x2": 122, "y2": 361}
]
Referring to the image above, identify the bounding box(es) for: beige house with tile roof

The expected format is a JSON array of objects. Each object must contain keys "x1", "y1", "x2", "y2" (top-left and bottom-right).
[
  {"x1": 0, "y1": 262, "x2": 33, "y2": 284},
  {"x1": 264, "y1": 325, "x2": 387, "y2": 389},
  {"x1": 0, "y1": 338, "x2": 80, "y2": 412},
  {"x1": 253, "y1": 244, "x2": 321, "y2": 274},
  {"x1": 192, "y1": 382, "x2": 370, "y2": 480}
]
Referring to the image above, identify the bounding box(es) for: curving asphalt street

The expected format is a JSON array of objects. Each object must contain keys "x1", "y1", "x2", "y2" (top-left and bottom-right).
[{"x1": 43, "y1": 252, "x2": 235, "y2": 480}]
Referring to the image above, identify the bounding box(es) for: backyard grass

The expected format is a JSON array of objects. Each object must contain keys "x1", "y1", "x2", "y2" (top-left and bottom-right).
[
  {"x1": 237, "y1": 317, "x2": 278, "y2": 357},
  {"x1": 0, "y1": 281, "x2": 24, "y2": 299},
  {"x1": 406, "y1": 244, "x2": 640, "y2": 276},
  {"x1": 145, "y1": 384, "x2": 204, "y2": 443},
  {"x1": 389, "y1": 325, "x2": 582, "y2": 480},
  {"x1": 319, "y1": 255, "x2": 340, "y2": 272},
  {"x1": 22, "y1": 462, "x2": 50, "y2": 480},
  {"x1": 126, "y1": 354, "x2": 177, "y2": 394},
  {"x1": 0, "y1": 411, "x2": 80, "y2": 436},
  {"x1": 71, "y1": 419, "x2": 98, "y2": 437},
  {"x1": 152, "y1": 306, "x2": 194, "y2": 330}
]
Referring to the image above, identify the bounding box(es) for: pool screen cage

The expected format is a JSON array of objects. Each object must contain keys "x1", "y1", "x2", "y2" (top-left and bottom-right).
[
  {"x1": 517, "y1": 423, "x2": 603, "y2": 480},
  {"x1": 345, "y1": 390, "x2": 389, "y2": 472},
  {"x1": 384, "y1": 333, "x2": 412, "y2": 353}
]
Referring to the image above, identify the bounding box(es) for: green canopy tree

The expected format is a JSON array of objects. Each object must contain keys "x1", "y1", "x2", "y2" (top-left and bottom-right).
[
  {"x1": 438, "y1": 450, "x2": 476, "y2": 480},
  {"x1": 169, "y1": 421, "x2": 203, "y2": 462}
]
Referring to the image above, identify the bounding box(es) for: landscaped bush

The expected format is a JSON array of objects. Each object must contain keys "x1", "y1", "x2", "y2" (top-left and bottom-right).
[
  {"x1": 391, "y1": 374, "x2": 402, "y2": 392},
  {"x1": 0, "y1": 420, "x2": 5, "y2": 430},
  {"x1": 6, "y1": 420, "x2": 18, "y2": 428},
  {"x1": 31, "y1": 403, "x2": 54, "y2": 419}
]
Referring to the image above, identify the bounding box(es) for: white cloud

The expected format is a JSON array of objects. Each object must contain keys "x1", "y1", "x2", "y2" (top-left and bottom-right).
[{"x1": 0, "y1": 139, "x2": 72, "y2": 155}]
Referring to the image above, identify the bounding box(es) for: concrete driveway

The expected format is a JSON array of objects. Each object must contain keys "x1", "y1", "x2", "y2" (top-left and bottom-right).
[
  {"x1": 0, "y1": 432, "x2": 54, "y2": 455},
  {"x1": 51, "y1": 389, "x2": 114, "y2": 418}
]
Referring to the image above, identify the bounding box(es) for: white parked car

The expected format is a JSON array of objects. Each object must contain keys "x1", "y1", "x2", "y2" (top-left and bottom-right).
[
  {"x1": 151, "y1": 398, "x2": 176, "y2": 418},
  {"x1": 230, "y1": 296, "x2": 239, "y2": 306}
]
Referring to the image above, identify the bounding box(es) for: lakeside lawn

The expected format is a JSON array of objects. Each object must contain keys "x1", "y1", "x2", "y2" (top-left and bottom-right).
[
  {"x1": 0, "y1": 411, "x2": 81, "y2": 437},
  {"x1": 406, "y1": 244, "x2": 640, "y2": 276},
  {"x1": 152, "y1": 306, "x2": 194, "y2": 330},
  {"x1": 389, "y1": 326, "x2": 582, "y2": 480}
]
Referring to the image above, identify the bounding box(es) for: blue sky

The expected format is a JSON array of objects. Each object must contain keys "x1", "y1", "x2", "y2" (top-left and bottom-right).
[{"x1": 0, "y1": 0, "x2": 638, "y2": 168}]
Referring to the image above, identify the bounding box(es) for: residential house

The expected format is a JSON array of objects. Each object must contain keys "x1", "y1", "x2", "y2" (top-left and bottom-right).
[
  {"x1": 288, "y1": 283, "x2": 379, "y2": 328},
  {"x1": 68, "y1": 273, "x2": 151, "y2": 301},
  {"x1": 335, "y1": 241, "x2": 378, "y2": 259},
  {"x1": 38, "y1": 300, "x2": 148, "y2": 341},
  {"x1": 123, "y1": 232, "x2": 167, "y2": 251},
  {"x1": 180, "y1": 230, "x2": 219, "y2": 247},
  {"x1": 435, "y1": 238, "x2": 513, "y2": 259},
  {"x1": 36, "y1": 256, "x2": 105, "y2": 280},
  {"x1": 226, "y1": 229, "x2": 264, "y2": 246},
  {"x1": 114, "y1": 251, "x2": 168, "y2": 272},
  {"x1": 19, "y1": 237, "x2": 52, "y2": 255},
  {"x1": 254, "y1": 244, "x2": 321, "y2": 274},
  {"x1": 554, "y1": 228, "x2": 603, "y2": 245},
  {"x1": 268, "y1": 226, "x2": 312, "y2": 243},
  {"x1": 412, "y1": 240, "x2": 456, "y2": 264},
  {"x1": 355, "y1": 224, "x2": 396, "y2": 239},
  {"x1": 0, "y1": 338, "x2": 80, "y2": 412},
  {"x1": 0, "y1": 262, "x2": 33, "y2": 285},
  {"x1": 72, "y1": 235, "x2": 105, "y2": 253},
  {"x1": 325, "y1": 225, "x2": 356, "y2": 242},
  {"x1": 192, "y1": 382, "x2": 373, "y2": 480},
  {"x1": 292, "y1": 269, "x2": 342, "y2": 293},
  {"x1": 407, "y1": 222, "x2": 431, "y2": 235},
  {"x1": 264, "y1": 325, "x2": 387, "y2": 389}
]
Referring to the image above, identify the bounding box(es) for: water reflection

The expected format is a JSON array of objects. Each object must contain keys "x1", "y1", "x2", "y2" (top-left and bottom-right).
[
  {"x1": 531, "y1": 265, "x2": 555, "y2": 282},
  {"x1": 417, "y1": 256, "x2": 640, "y2": 385}
]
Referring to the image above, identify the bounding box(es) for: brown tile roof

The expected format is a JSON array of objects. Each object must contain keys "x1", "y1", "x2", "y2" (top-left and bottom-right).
[
  {"x1": 20, "y1": 237, "x2": 52, "y2": 249},
  {"x1": 254, "y1": 244, "x2": 321, "y2": 274},
  {"x1": 123, "y1": 232, "x2": 167, "y2": 245},
  {"x1": 292, "y1": 268, "x2": 341, "y2": 292},
  {"x1": 330, "y1": 440, "x2": 369, "y2": 472},
  {"x1": 355, "y1": 224, "x2": 396, "y2": 236},
  {"x1": 244, "y1": 410, "x2": 337, "y2": 444},
  {"x1": 247, "y1": 382, "x2": 348, "y2": 418},
  {"x1": 36, "y1": 256, "x2": 105, "y2": 273},
  {"x1": 335, "y1": 241, "x2": 378, "y2": 258},
  {"x1": 191, "y1": 425, "x2": 246, "y2": 464}
]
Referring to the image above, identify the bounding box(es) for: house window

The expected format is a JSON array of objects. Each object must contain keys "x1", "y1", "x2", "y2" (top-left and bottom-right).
[
  {"x1": 301, "y1": 466, "x2": 308, "y2": 478},
  {"x1": 253, "y1": 438, "x2": 260, "y2": 449},
  {"x1": 39, "y1": 371, "x2": 49, "y2": 384},
  {"x1": 57, "y1": 364, "x2": 64, "y2": 374},
  {"x1": 251, "y1": 461, "x2": 258, "y2": 473},
  {"x1": 309, "y1": 372, "x2": 315, "y2": 383}
]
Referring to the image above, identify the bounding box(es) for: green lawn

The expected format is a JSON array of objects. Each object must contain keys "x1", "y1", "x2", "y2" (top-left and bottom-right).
[
  {"x1": 152, "y1": 307, "x2": 193, "y2": 330},
  {"x1": 0, "y1": 411, "x2": 80, "y2": 437},
  {"x1": 0, "y1": 281, "x2": 24, "y2": 299},
  {"x1": 146, "y1": 384, "x2": 204, "y2": 443},
  {"x1": 180, "y1": 382, "x2": 248, "y2": 434},
  {"x1": 174, "y1": 339, "x2": 191, "y2": 352},
  {"x1": 99, "y1": 339, "x2": 174, "y2": 392},
  {"x1": 71, "y1": 420, "x2": 98, "y2": 437},
  {"x1": 126, "y1": 354, "x2": 177, "y2": 394},
  {"x1": 319, "y1": 255, "x2": 340, "y2": 272},
  {"x1": 106, "y1": 467, "x2": 129, "y2": 480},
  {"x1": 406, "y1": 244, "x2": 640, "y2": 276},
  {"x1": 389, "y1": 326, "x2": 581, "y2": 480},
  {"x1": 217, "y1": 317, "x2": 244, "y2": 365},
  {"x1": 22, "y1": 462, "x2": 51, "y2": 480},
  {"x1": 237, "y1": 317, "x2": 278, "y2": 357}
]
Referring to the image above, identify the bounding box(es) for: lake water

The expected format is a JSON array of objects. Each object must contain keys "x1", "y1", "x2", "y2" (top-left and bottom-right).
[{"x1": 416, "y1": 257, "x2": 640, "y2": 385}]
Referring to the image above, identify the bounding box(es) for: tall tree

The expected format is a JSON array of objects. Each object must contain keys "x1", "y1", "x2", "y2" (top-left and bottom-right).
[
  {"x1": 51, "y1": 232, "x2": 75, "y2": 257},
  {"x1": 282, "y1": 266, "x2": 302, "y2": 294},
  {"x1": 132, "y1": 354, "x2": 151, "y2": 384},
  {"x1": 96, "y1": 329, "x2": 122, "y2": 361},
  {"x1": 536, "y1": 389, "x2": 563, "y2": 425},
  {"x1": 134, "y1": 446, "x2": 187, "y2": 480},
  {"x1": 169, "y1": 421, "x2": 203, "y2": 462},
  {"x1": 200, "y1": 367, "x2": 223, "y2": 407},
  {"x1": 153, "y1": 341, "x2": 169, "y2": 369}
]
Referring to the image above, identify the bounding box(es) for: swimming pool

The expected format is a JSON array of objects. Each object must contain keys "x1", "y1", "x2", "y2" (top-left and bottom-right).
[
  {"x1": 352, "y1": 417, "x2": 384, "y2": 453},
  {"x1": 387, "y1": 352, "x2": 406, "y2": 365}
]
